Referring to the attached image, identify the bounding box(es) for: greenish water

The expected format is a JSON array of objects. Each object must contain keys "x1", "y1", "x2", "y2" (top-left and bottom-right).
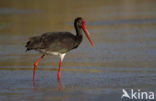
[{"x1": 0, "y1": 0, "x2": 156, "y2": 101}]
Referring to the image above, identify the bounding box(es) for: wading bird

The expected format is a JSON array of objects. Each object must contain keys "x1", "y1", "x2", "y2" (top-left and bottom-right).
[{"x1": 25, "y1": 17, "x2": 95, "y2": 81}]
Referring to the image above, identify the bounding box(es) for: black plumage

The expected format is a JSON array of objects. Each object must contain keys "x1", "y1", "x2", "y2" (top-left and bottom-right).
[
  {"x1": 26, "y1": 32, "x2": 82, "y2": 53},
  {"x1": 26, "y1": 17, "x2": 84, "y2": 54}
]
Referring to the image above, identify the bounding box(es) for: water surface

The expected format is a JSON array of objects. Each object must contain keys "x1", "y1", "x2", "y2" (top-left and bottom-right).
[{"x1": 0, "y1": 0, "x2": 156, "y2": 101}]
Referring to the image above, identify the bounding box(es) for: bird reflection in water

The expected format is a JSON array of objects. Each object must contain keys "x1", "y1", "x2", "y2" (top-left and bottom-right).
[
  {"x1": 32, "y1": 78, "x2": 63, "y2": 91},
  {"x1": 57, "y1": 78, "x2": 63, "y2": 91},
  {"x1": 32, "y1": 80, "x2": 38, "y2": 91}
]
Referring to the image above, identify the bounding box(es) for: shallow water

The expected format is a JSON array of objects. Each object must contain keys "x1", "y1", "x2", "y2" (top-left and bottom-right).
[{"x1": 0, "y1": 0, "x2": 156, "y2": 101}]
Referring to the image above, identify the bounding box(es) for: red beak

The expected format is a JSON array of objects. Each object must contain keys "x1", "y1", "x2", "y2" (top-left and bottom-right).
[{"x1": 82, "y1": 20, "x2": 95, "y2": 47}]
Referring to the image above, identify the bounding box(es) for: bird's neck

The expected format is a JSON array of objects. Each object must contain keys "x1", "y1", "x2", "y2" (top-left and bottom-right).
[
  {"x1": 74, "y1": 23, "x2": 83, "y2": 43},
  {"x1": 74, "y1": 23, "x2": 82, "y2": 39},
  {"x1": 74, "y1": 24, "x2": 82, "y2": 36}
]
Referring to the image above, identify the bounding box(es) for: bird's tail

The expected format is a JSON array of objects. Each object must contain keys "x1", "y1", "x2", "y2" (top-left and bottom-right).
[
  {"x1": 25, "y1": 36, "x2": 42, "y2": 51},
  {"x1": 25, "y1": 41, "x2": 31, "y2": 51}
]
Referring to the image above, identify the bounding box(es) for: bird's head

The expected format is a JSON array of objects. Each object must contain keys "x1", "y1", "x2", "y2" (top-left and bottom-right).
[{"x1": 75, "y1": 17, "x2": 95, "y2": 48}]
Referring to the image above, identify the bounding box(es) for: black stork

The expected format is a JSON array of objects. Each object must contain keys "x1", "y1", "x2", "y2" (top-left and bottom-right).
[{"x1": 25, "y1": 17, "x2": 95, "y2": 81}]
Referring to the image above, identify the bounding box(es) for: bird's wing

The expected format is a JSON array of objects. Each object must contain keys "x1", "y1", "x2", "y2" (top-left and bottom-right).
[{"x1": 40, "y1": 32, "x2": 76, "y2": 53}]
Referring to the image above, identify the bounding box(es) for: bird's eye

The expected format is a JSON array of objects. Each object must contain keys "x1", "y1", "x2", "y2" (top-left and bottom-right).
[{"x1": 78, "y1": 21, "x2": 83, "y2": 27}]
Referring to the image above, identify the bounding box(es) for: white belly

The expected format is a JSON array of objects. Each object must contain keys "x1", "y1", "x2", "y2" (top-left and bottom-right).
[
  {"x1": 38, "y1": 49, "x2": 66, "y2": 60},
  {"x1": 38, "y1": 49, "x2": 60, "y2": 56}
]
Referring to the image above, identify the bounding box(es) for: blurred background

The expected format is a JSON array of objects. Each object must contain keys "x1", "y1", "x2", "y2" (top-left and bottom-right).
[{"x1": 0, "y1": 0, "x2": 156, "y2": 101}]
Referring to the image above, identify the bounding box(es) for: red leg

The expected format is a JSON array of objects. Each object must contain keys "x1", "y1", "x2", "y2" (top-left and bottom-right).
[
  {"x1": 33, "y1": 54, "x2": 45, "y2": 81},
  {"x1": 57, "y1": 59, "x2": 62, "y2": 81}
]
